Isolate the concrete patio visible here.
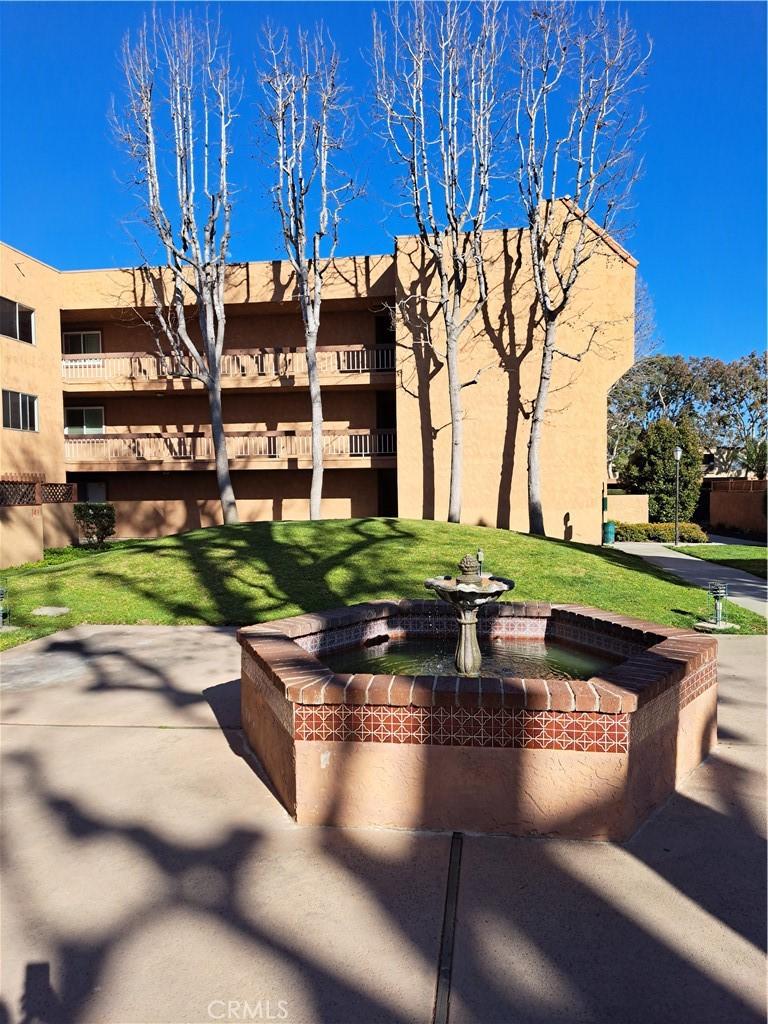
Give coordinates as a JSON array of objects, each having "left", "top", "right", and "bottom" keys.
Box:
[{"left": 1, "top": 626, "right": 765, "bottom": 1024}]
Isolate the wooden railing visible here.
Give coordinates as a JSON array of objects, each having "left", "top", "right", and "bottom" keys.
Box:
[
  {"left": 64, "top": 429, "right": 397, "bottom": 464},
  {"left": 61, "top": 345, "right": 396, "bottom": 382}
]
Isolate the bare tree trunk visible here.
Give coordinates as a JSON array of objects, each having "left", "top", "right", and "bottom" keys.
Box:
[
  {"left": 306, "top": 332, "right": 324, "bottom": 520},
  {"left": 527, "top": 321, "right": 557, "bottom": 537},
  {"left": 373, "top": 2, "right": 504, "bottom": 526},
  {"left": 514, "top": 4, "right": 650, "bottom": 539},
  {"left": 259, "top": 25, "right": 356, "bottom": 523},
  {"left": 446, "top": 328, "right": 463, "bottom": 523},
  {"left": 114, "top": 11, "right": 240, "bottom": 526},
  {"left": 207, "top": 377, "right": 238, "bottom": 525}
]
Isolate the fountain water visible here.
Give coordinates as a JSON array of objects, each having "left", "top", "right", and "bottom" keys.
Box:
[{"left": 424, "top": 553, "right": 514, "bottom": 675}]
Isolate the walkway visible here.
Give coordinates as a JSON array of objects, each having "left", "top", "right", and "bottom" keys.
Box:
[
  {"left": 1, "top": 626, "right": 766, "bottom": 1024},
  {"left": 615, "top": 541, "right": 767, "bottom": 617}
]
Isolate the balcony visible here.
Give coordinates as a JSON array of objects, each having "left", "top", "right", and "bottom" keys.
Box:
[
  {"left": 61, "top": 345, "right": 396, "bottom": 392},
  {"left": 63, "top": 429, "right": 397, "bottom": 472}
]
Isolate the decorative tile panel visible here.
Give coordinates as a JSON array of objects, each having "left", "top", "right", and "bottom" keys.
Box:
[{"left": 294, "top": 704, "right": 631, "bottom": 752}]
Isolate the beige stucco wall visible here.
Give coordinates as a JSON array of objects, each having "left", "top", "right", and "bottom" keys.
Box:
[
  {"left": 0, "top": 246, "right": 66, "bottom": 482},
  {"left": 84, "top": 468, "right": 380, "bottom": 537},
  {"left": 63, "top": 390, "right": 381, "bottom": 435},
  {"left": 394, "top": 225, "right": 635, "bottom": 543},
  {"left": 58, "top": 254, "right": 395, "bottom": 313},
  {"left": 607, "top": 493, "right": 649, "bottom": 523},
  {"left": 62, "top": 306, "right": 384, "bottom": 354},
  {"left": 0, "top": 504, "right": 44, "bottom": 568},
  {"left": 41, "top": 502, "right": 78, "bottom": 549}
]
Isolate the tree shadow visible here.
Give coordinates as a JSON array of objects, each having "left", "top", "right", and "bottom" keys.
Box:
[
  {"left": 480, "top": 229, "right": 539, "bottom": 530},
  {"left": 2, "top": 748, "right": 438, "bottom": 1024},
  {"left": 4, "top": 613, "right": 766, "bottom": 1023}
]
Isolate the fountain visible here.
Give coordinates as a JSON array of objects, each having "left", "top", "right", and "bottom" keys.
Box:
[
  {"left": 237, "top": 550, "right": 720, "bottom": 840},
  {"left": 424, "top": 552, "right": 514, "bottom": 675}
]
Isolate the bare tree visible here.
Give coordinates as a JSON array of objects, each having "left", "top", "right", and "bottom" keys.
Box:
[
  {"left": 514, "top": 1, "right": 650, "bottom": 535},
  {"left": 373, "top": 0, "right": 505, "bottom": 523},
  {"left": 634, "top": 275, "right": 662, "bottom": 360},
  {"left": 606, "top": 275, "right": 662, "bottom": 475},
  {"left": 258, "top": 25, "right": 356, "bottom": 520},
  {"left": 113, "top": 11, "right": 239, "bottom": 524}
]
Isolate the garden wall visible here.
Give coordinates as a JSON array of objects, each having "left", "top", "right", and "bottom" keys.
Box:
[
  {"left": 0, "top": 505, "right": 44, "bottom": 569},
  {"left": 606, "top": 493, "right": 649, "bottom": 523},
  {"left": 0, "top": 479, "right": 77, "bottom": 567},
  {"left": 709, "top": 479, "right": 767, "bottom": 537}
]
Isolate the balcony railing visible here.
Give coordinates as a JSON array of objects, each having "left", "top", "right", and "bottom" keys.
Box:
[
  {"left": 64, "top": 429, "right": 396, "bottom": 465},
  {"left": 61, "top": 345, "right": 396, "bottom": 383}
]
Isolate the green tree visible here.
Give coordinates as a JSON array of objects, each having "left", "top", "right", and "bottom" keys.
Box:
[
  {"left": 608, "top": 355, "right": 708, "bottom": 478},
  {"left": 740, "top": 437, "right": 767, "bottom": 480},
  {"left": 699, "top": 351, "right": 767, "bottom": 473},
  {"left": 621, "top": 417, "right": 702, "bottom": 522}
]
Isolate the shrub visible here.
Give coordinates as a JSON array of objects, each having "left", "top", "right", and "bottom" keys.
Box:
[
  {"left": 73, "top": 502, "right": 116, "bottom": 547},
  {"left": 621, "top": 415, "right": 703, "bottom": 522},
  {"left": 613, "top": 521, "right": 708, "bottom": 543}
]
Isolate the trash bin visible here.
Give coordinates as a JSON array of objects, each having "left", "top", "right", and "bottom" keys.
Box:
[{"left": 602, "top": 521, "right": 616, "bottom": 545}]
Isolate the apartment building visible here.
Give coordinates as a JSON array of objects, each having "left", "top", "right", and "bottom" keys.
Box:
[{"left": 0, "top": 219, "right": 636, "bottom": 567}]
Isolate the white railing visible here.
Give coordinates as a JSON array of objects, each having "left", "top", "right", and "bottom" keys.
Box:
[
  {"left": 61, "top": 353, "right": 164, "bottom": 381},
  {"left": 62, "top": 345, "right": 395, "bottom": 382},
  {"left": 64, "top": 429, "right": 397, "bottom": 464}
]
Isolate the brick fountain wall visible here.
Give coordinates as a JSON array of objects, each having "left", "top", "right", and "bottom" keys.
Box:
[{"left": 237, "top": 601, "right": 718, "bottom": 841}]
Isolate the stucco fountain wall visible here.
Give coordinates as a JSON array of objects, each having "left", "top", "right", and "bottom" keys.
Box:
[{"left": 237, "top": 601, "right": 718, "bottom": 841}]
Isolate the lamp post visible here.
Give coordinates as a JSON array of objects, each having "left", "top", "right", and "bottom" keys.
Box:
[{"left": 673, "top": 444, "right": 683, "bottom": 546}]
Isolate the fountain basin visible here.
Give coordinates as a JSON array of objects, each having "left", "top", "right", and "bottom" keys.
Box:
[{"left": 237, "top": 600, "right": 718, "bottom": 841}]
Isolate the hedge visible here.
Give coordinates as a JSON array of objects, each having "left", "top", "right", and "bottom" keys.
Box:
[{"left": 613, "top": 521, "right": 708, "bottom": 543}]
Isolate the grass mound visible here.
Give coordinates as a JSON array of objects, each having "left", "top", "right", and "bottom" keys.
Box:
[{"left": 1, "top": 518, "right": 764, "bottom": 651}]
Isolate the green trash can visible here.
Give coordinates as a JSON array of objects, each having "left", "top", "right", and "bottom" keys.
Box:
[{"left": 602, "top": 521, "right": 616, "bottom": 545}]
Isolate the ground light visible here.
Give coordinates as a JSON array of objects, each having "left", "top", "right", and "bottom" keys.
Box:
[{"left": 694, "top": 580, "right": 741, "bottom": 632}]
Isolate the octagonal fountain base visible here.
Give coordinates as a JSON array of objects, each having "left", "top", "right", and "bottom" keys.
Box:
[{"left": 237, "top": 601, "right": 718, "bottom": 841}]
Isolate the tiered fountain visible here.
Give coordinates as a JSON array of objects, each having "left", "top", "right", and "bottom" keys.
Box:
[{"left": 425, "top": 552, "right": 514, "bottom": 675}]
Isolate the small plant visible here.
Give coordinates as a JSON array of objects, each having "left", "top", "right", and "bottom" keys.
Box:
[
  {"left": 614, "top": 521, "right": 708, "bottom": 543},
  {"left": 74, "top": 502, "right": 116, "bottom": 547}
]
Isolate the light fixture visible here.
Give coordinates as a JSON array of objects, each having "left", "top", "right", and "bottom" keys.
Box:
[{"left": 673, "top": 444, "right": 682, "bottom": 544}]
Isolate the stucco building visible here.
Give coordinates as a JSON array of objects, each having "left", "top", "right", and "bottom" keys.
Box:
[{"left": 0, "top": 219, "right": 636, "bottom": 567}]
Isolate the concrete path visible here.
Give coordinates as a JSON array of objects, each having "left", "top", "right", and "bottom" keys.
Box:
[
  {"left": 1, "top": 627, "right": 766, "bottom": 1024},
  {"left": 615, "top": 541, "right": 767, "bottom": 617},
  {"left": 707, "top": 534, "right": 765, "bottom": 547}
]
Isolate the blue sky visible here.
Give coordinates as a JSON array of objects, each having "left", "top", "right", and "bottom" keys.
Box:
[{"left": 0, "top": 1, "right": 765, "bottom": 360}]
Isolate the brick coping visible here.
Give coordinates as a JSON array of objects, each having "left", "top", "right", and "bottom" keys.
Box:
[{"left": 237, "top": 600, "right": 717, "bottom": 716}]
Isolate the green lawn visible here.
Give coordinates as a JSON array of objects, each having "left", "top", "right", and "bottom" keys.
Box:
[
  {"left": 1, "top": 518, "right": 765, "bottom": 651},
  {"left": 675, "top": 544, "right": 767, "bottom": 581}
]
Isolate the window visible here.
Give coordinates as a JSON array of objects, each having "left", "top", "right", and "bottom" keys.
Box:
[
  {"left": 82, "top": 480, "right": 107, "bottom": 503},
  {"left": 65, "top": 407, "right": 104, "bottom": 436},
  {"left": 2, "top": 390, "right": 38, "bottom": 431},
  {"left": 62, "top": 331, "right": 102, "bottom": 355},
  {"left": 0, "top": 296, "right": 35, "bottom": 344}
]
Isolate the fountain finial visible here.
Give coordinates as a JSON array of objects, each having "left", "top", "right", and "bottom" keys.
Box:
[{"left": 457, "top": 553, "right": 481, "bottom": 583}]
